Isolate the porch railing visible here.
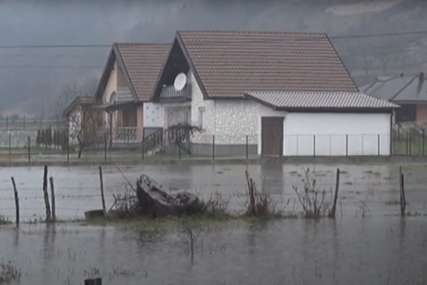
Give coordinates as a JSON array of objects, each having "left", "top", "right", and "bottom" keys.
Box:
[{"left": 114, "top": 127, "right": 140, "bottom": 143}]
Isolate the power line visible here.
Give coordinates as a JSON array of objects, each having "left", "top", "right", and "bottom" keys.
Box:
[
  {"left": 0, "top": 65, "right": 103, "bottom": 69},
  {"left": 0, "top": 44, "right": 110, "bottom": 49},
  {"left": 330, "top": 30, "right": 427, "bottom": 39},
  {"left": 0, "top": 29, "right": 424, "bottom": 49}
]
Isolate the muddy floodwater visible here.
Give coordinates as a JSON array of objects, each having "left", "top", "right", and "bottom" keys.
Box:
[
  {"left": 1, "top": 161, "right": 427, "bottom": 284},
  {"left": 1, "top": 161, "right": 427, "bottom": 220},
  {"left": 0, "top": 217, "right": 426, "bottom": 284}
]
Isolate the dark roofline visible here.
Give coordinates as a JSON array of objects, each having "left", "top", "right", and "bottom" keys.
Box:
[{"left": 244, "top": 93, "right": 395, "bottom": 113}]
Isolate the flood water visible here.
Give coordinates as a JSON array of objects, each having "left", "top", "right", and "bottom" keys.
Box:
[
  {"left": 0, "top": 217, "right": 426, "bottom": 284},
  {"left": 1, "top": 161, "right": 427, "bottom": 220},
  {"left": 1, "top": 161, "right": 427, "bottom": 284}
]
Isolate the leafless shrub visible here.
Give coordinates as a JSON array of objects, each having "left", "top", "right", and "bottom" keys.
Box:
[
  {"left": 109, "top": 184, "right": 138, "bottom": 218},
  {"left": 0, "top": 261, "right": 21, "bottom": 284},
  {"left": 292, "top": 169, "right": 330, "bottom": 218},
  {"left": 203, "top": 192, "right": 230, "bottom": 217},
  {"left": 245, "top": 170, "right": 277, "bottom": 217}
]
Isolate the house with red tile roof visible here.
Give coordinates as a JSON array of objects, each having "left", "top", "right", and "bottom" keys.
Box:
[
  {"left": 93, "top": 43, "right": 170, "bottom": 143},
  {"left": 66, "top": 31, "right": 397, "bottom": 156},
  {"left": 146, "top": 31, "right": 397, "bottom": 156}
]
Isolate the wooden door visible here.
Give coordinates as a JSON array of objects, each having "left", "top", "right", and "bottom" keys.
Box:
[{"left": 261, "top": 117, "right": 284, "bottom": 156}]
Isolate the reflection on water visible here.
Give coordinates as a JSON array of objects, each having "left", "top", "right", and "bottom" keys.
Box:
[{"left": 0, "top": 216, "right": 426, "bottom": 285}]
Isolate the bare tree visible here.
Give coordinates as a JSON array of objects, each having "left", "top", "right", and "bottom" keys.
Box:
[
  {"left": 55, "top": 78, "right": 98, "bottom": 120},
  {"left": 68, "top": 107, "right": 102, "bottom": 159}
]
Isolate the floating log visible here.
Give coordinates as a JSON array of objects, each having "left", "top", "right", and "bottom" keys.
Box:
[{"left": 136, "top": 174, "right": 203, "bottom": 217}]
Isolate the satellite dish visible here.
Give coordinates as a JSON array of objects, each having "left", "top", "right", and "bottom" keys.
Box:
[{"left": 174, "top": 73, "right": 187, "bottom": 91}]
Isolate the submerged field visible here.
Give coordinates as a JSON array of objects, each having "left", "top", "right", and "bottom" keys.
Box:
[
  {"left": 0, "top": 216, "right": 426, "bottom": 285},
  {"left": 0, "top": 161, "right": 427, "bottom": 284}
]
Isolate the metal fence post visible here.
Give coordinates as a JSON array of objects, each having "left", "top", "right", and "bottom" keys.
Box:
[
  {"left": 423, "top": 129, "right": 425, "bottom": 156},
  {"left": 313, "top": 135, "right": 316, "bottom": 158},
  {"left": 378, "top": 134, "right": 380, "bottom": 156},
  {"left": 245, "top": 135, "right": 249, "bottom": 160},
  {"left": 141, "top": 129, "right": 145, "bottom": 160},
  {"left": 66, "top": 130, "right": 70, "bottom": 163},
  {"left": 406, "top": 133, "right": 409, "bottom": 155},
  {"left": 27, "top": 136, "right": 31, "bottom": 163},
  {"left": 361, "top": 135, "right": 364, "bottom": 156},
  {"left": 345, "top": 134, "right": 349, "bottom": 157},
  {"left": 212, "top": 135, "right": 215, "bottom": 160},
  {"left": 8, "top": 132, "right": 11, "bottom": 163},
  {"left": 104, "top": 133, "right": 107, "bottom": 161}
]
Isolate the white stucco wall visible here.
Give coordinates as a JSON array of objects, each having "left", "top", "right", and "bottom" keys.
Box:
[
  {"left": 156, "top": 72, "right": 392, "bottom": 156},
  {"left": 143, "top": 102, "right": 164, "bottom": 128},
  {"left": 282, "top": 113, "right": 391, "bottom": 156},
  {"left": 190, "top": 73, "right": 259, "bottom": 144}
]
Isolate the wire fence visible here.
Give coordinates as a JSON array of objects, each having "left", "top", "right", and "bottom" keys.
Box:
[
  {"left": 1, "top": 125, "right": 427, "bottom": 163},
  {"left": 1, "top": 165, "right": 426, "bottom": 223}
]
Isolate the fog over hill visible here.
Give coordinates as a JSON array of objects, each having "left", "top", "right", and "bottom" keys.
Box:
[{"left": 0, "top": 0, "right": 426, "bottom": 118}]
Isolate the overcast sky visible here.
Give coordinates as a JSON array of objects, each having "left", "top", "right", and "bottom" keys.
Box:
[{"left": 0, "top": 0, "right": 427, "bottom": 117}]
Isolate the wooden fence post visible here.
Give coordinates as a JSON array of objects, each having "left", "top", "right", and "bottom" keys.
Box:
[
  {"left": 49, "top": 177, "right": 56, "bottom": 222},
  {"left": 11, "top": 177, "right": 19, "bottom": 226},
  {"left": 42, "top": 165, "right": 51, "bottom": 222},
  {"left": 99, "top": 166, "right": 106, "bottom": 215},
  {"left": 329, "top": 168, "right": 340, "bottom": 218}
]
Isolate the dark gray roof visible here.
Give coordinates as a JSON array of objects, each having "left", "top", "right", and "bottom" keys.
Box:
[
  {"left": 362, "top": 73, "right": 427, "bottom": 103},
  {"left": 175, "top": 31, "right": 358, "bottom": 99},
  {"left": 245, "top": 91, "right": 398, "bottom": 111}
]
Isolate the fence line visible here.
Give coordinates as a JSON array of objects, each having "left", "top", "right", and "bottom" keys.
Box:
[{"left": 0, "top": 127, "right": 426, "bottom": 163}]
